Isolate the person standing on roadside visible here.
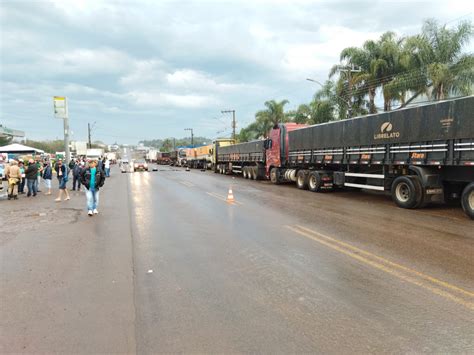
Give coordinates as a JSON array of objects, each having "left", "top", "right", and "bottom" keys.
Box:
[
  {"left": 104, "top": 158, "right": 111, "bottom": 177},
  {"left": 36, "top": 158, "right": 43, "bottom": 192},
  {"left": 80, "top": 159, "right": 105, "bottom": 216},
  {"left": 18, "top": 161, "right": 26, "bottom": 194},
  {"left": 72, "top": 161, "right": 82, "bottom": 191},
  {"left": 54, "top": 159, "right": 70, "bottom": 202},
  {"left": 6, "top": 159, "right": 21, "bottom": 200},
  {"left": 25, "top": 159, "right": 38, "bottom": 197},
  {"left": 42, "top": 161, "right": 53, "bottom": 195}
]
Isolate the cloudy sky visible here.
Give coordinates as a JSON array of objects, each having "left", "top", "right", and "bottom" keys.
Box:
[{"left": 1, "top": 0, "right": 472, "bottom": 144}]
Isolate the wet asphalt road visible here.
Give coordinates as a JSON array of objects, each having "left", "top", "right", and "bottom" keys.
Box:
[
  {"left": 130, "top": 166, "right": 473, "bottom": 353},
  {"left": 1, "top": 165, "right": 472, "bottom": 353}
]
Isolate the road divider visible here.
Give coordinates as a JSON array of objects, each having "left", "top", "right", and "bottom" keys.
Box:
[{"left": 286, "top": 225, "right": 474, "bottom": 310}]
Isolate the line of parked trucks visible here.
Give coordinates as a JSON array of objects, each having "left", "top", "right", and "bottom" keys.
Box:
[{"left": 157, "top": 96, "right": 474, "bottom": 219}]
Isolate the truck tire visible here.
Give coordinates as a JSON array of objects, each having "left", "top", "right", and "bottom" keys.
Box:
[
  {"left": 391, "top": 176, "right": 423, "bottom": 209},
  {"left": 251, "top": 167, "right": 258, "bottom": 180},
  {"left": 296, "top": 170, "right": 308, "bottom": 190},
  {"left": 308, "top": 171, "right": 321, "bottom": 192},
  {"left": 461, "top": 182, "right": 474, "bottom": 220},
  {"left": 270, "top": 168, "right": 280, "bottom": 184}
]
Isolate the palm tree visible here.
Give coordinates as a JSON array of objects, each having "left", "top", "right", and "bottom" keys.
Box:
[
  {"left": 290, "top": 104, "right": 312, "bottom": 124},
  {"left": 310, "top": 100, "right": 335, "bottom": 124},
  {"left": 339, "top": 40, "right": 382, "bottom": 114},
  {"left": 399, "top": 19, "right": 473, "bottom": 105},
  {"left": 262, "top": 99, "right": 290, "bottom": 126}
]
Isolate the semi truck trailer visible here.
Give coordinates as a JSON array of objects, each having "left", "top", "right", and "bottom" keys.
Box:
[{"left": 215, "top": 96, "right": 474, "bottom": 219}]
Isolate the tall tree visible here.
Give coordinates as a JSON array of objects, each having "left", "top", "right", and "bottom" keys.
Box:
[
  {"left": 0, "top": 135, "right": 13, "bottom": 146},
  {"left": 263, "top": 99, "right": 290, "bottom": 126},
  {"left": 399, "top": 19, "right": 473, "bottom": 105},
  {"left": 290, "top": 104, "right": 313, "bottom": 124},
  {"left": 160, "top": 139, "right": 173, "bottom": 152}
]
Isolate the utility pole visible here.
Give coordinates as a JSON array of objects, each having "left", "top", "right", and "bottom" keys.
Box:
[
  {"left": 88, "top": 123, "right": 91, "bottom": 148},
  {"left": 184, "top": 128, "right": 194, "bottom": 147},
  {"left": 87, "top": 121, "right": 96, "bottom": 149},
  {"left": 306, "top": 77, "right": 356, "bottom": 119},
  {"left": 339, "top": 65, "right": 361, "bottom": 118},
  {"left": 221, "top": 110, "right": 236, "bottom": 140}
]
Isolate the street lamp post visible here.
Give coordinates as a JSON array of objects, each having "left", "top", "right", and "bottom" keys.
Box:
[
  {"left": 306, "top": 78, "right": 353, "bottom": 118},
  {"left": 184, "top": 128, "right": 194, "bottom": 147}
]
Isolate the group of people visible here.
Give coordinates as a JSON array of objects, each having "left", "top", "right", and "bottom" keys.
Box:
[{"left": 3, "top": 156, "right": 109, "bottom": 216}]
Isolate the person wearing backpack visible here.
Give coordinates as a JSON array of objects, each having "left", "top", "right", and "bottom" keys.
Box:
[
  {"left": 25, "top": 159, "right": 38, "bottom": 197},
  {"left": 80, "top": 159, "right": 106, "bottom": 216},
  {"left": 54, "top": 159, "right": 70, "bottom": 202},
  {"left": 42, "top": 160, "right": 53, "bottom": 195}
]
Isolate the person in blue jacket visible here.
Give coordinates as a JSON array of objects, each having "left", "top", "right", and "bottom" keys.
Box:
[{"left": 80, "top": 159, "right": 106, "bottom": 216}]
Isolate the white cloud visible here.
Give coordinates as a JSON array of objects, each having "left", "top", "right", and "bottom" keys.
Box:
[
  {"left": 1, "top": 0, "right": 471, "bottom": 142},
  {"left": 281, "top": 26, "right": 382, "bottom": 80},
  {"left": 44, "top": 47, "right": 131, "bottom": 75},
  {"left": 119, "top": 59, "right": 168, "bottom": 87},
  {"left": 127, "top": 91, "right": 219, "bottom": 108}
]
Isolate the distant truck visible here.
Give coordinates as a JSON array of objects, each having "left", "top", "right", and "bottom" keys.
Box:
[
  {"left": 75, "top": 141, "right": 88, "bottom": 156},
  {"left": 86, "top": 148, "right": 104, "bottom": 160},
  {"left": 156, "top": 152, "right": 171, "bottom": 165},
  {"left": 146, "top": 149, "right": 159, "bottom": 163}
]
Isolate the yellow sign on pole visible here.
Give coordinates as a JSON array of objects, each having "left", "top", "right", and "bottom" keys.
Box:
[{"left": 53, "top": 96, "right": 68, "bottom": 119}]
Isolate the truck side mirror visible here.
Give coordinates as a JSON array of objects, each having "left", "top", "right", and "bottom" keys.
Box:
[{"left": 264, "top": 139, "right": 272, "bottom": 149}]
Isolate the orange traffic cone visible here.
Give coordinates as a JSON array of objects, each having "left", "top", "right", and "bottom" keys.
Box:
[{"left": 226, "top": 187, "right": 235, "bottom": 203}]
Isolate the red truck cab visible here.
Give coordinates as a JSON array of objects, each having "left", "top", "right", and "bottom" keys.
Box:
[{"left": 265, "top": 123, "right": 307, "bottom": 178}]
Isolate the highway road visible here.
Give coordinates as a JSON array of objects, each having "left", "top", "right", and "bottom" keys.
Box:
[
  {"left": 130, "top": 166, "right": 473, "bottom": 353},
  {"left": 1, "top": 165, "right": 473, "bottom": 353}
]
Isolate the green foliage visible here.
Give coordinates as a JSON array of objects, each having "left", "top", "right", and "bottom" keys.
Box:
[
  {"left": 0, "top": 136, "right": 13, "bottom": 146},
  {"left": 160, "top": 139, "right": 173, "bottom": 152},
  {"left": 24, "top": 139, "right": 65, "bottom": 153},
  {"left": 238, "top": 18, "right": 472, "bottom": 139},
  {"left": 138, "top": 136, "right": 212, "bottom": 151}
]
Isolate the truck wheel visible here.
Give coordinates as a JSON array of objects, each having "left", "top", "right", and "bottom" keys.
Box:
[
  {"left": 270, "top": 168, "right": 280, "bottom": 184},
  {"left": 308, "top": 171, "right": 321, "bottom": 192},
  {"left": 391, "top": 176, "right": 423, "bottom": 209},
  {"left": 296, "top": 170, "right": 308, "bottom": 190},
  {"left": 461, "top": 183, "right": 474, "bottom": 220},
  {"left": 252, "top": 167, "right": 258, "bottom": 180}
]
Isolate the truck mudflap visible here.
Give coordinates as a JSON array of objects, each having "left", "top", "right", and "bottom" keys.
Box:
[{"left": 423, "top": 187, "right": 444, "bottom": 204}]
